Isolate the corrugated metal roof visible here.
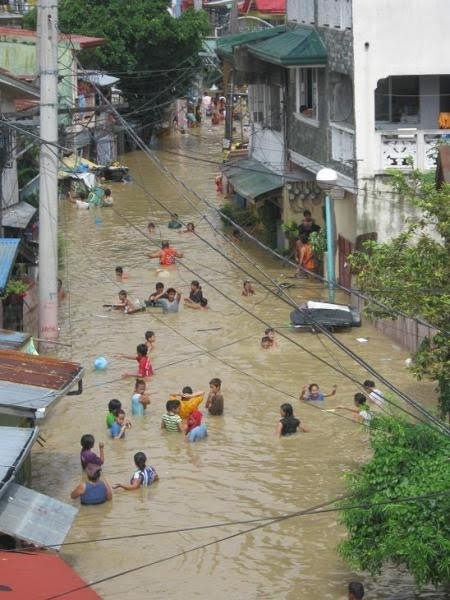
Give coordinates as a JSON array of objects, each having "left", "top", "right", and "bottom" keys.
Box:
[
  {"left": 0, "top": 238, "right": 19, "bottom": 294},
  {"left": 1, "top": 201, "right": 36, "bottom": 229},
  {"left": 248, "top": 26, "right": 327, "bottom": 66},
  {"left": 0, "top": 426, "right": 37, "bottom": 498},
  {"left": 0, "top": 350, "right": 83, "bottom": 389},
  {"left": 0, "top": 551, "right": 101, "bottom": 598},
  {"left": 215, "top": 25, "right": 285, "bottom": 59},
  {"left": 0, "top": 482, "right": 77, "bottom": 550},
  {"left": 223, "top": 158, "right": 283, "bottom": 199},
  {"left": 0, "top": 329, "right": 31, "bottom": 351},
  {"left": 0, "top": 351, "right": 84, "bottom": 419}
]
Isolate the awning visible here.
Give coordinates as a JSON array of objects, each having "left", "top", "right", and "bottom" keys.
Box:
[
  {"left": 248, "top": 26, "right": 327, "bottom": 66},
  {"left": 0, "top": 238, "right": 19, "bottom": 294},
  {"left": 224, "top": 159, "right": 283, "bottom": 200},
  {"left": 0, "top": 483, "right": 77, "bottom": 550},
  {"left": 0, "top": 426, "right": 38, "bottom": 497},
  {"left": 215, "top": 25, "right": 285, "bottom": 59},
  {"left": 1, "top": 201, "right": 36, "bottom": 229},
  {"left": 0, "top": 551, "right": 101, "bottom": 599}
]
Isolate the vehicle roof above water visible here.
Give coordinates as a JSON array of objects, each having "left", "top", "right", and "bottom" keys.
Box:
[{"left": 301, "top": 301, "right": 352, "bottom": 312}]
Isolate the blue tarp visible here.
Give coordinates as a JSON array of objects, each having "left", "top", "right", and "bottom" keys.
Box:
[{"left": 0, "top": 238, "right": 20, "bottom": 294}]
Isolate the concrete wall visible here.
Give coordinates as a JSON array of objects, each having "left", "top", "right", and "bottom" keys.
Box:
[
  {"left": 287, "top": 26, "right": 355, "bottom": 181},
  {"left": 250, "top": 123, "right": 284, "bottom": 174},
  {"left": 353, "top": 0, "right": 450, "bottom": 178}
]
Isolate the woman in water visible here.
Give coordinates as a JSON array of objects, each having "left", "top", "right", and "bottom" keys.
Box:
[{"left": 70, "top": 464, "right": 112, "bottom": 505}]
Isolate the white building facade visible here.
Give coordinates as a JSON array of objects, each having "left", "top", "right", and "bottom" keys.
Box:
[{"left": 288, "top": 0, "right": 450, "bottom": 243}]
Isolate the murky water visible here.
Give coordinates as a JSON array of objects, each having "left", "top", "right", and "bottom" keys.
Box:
[{"left": 32, "top": 126, "right": 447, "bottom": 599}]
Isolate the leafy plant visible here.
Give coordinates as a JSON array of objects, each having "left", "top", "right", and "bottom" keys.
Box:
[
  {"left": 339, "top": 416, "right": 450, "bottom": 587},
  {"left": 219, "top": 202, "right": 257, "bottom": 228},
  {"left": 1, "top": 280, "right": 28, "bottom": 299},
  {"left": 309, "top": 229, "right": 326, "bottom": 257},
  {"left": 281, "top": 219, "right": 298, "bottom": 240},
  {"left": 24, "top": 1, "right": 210, "bottom": 125},
  {"left": 348, "top": 167, "right": 450, "bottom": 419}
]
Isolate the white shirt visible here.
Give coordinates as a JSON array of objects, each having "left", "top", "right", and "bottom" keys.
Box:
[{"left": 368, "top": 388, "right": 385, "bottom": 407}]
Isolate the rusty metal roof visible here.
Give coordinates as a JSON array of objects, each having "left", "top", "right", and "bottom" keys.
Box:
[
  {"left": 0, "top": 329, "right": 31, "bottom": 351},
  {"left": 0, "top": 351, "right": 84, "bottom": 418}
]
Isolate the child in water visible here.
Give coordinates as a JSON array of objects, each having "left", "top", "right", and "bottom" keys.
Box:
[
  {"left": 106, "top": 399, "right": 122, "bottom": 429},
  {"left": 168, "top": 213, "right": 182, "bottom": 229},
  {"left": 113, "top": 452, "right": 159, "bottom": 490},
  {"left": 242, "top": 280, "right": 255, "bottom": 296},
  {"left": 205, "top": 378, "right": 224, "bottom": 415},
  {"left": 261, "top": 336, "right": 272, "bottom": 349},
  {"left": 115, "top": 266, "right": 129, "bottom": 282},
  {"left": 110, "top": 409, "right": 132, "bottom": 440},
  {"left": 119, "top": 343, "right": 154, "bottom": 380},
  {"left": 300, "top": 383, "right": 337, "bottom": 402},
  {"left": 131, "top": 379, "right": 151, "bottom": 416},
  {"left": 264, "top": 328, "right": 277, "bottom": 347},
  {"left": 336, "top": 393, "right": 372, "bottom": 425},
  {"left": 179, "top": 222, "right": 195, "bottom": 234},
  {"left": 276, "top": 403, "right": 308, "bottom": 436},
  {"left": 147, "top": 282, "right": 167, "bottom": 306},
  {"left": 148, "top": 222, "right": 156, "bottom": 235},
  {"left": 144, "top": 330, "right": 156, "bottom": 351},
  {"left": 114, "top": 290, "right": 135, "bottom": 313},
  {"left": 80, "top": 434, "right": 104, "bottom": 470},
  {"left": 161, "top": 399, "right": 183, "bottom": 432},
  {"left": 185, "top": 409, "right": 207, "bottom": 442}
]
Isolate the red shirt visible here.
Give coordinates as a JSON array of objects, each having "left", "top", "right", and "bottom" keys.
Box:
[{"left": 136, "top": 355, "right": 153, "bottom": 377}]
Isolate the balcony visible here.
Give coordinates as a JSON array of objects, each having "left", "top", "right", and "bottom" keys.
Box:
[
  {"left": 377, "top": 129, "right": 450, "bottom": 171},
  {"left": 331, "top": 123, "right": 355, "bottom": 163}
]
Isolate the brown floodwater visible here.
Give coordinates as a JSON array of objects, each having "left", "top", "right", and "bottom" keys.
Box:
[{"left": 32, "top": 125, "right": 447, "bottom": 600}]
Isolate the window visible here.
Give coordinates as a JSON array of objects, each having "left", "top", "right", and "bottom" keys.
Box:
[
  {"left": 295, "top": 68, "right": 318, "bottom": 121},
  {"left": 249, "top": 83, "right": 282, "bottom": 131},
  {"left": 440, "top": 75, "right": 450, "bottom": 113},
  {"left": 375, "top": 76, "right": 420, "bottom": 124}
]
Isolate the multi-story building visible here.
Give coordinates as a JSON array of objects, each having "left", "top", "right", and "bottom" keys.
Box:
[{"left": 218, "top": 0, "right": 450, "bottom": 285}]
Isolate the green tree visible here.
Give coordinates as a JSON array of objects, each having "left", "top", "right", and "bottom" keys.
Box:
[
  {"left": 23, "top": 1, "right": 209, "bottom": 122},
  {"left": 339, "top": 416, "right": 450, "bottom": 588},
  {"left": 349, "top": 169, "right": 450, "bottom": 419}
]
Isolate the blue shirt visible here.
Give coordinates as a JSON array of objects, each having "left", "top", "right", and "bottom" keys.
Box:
[
  {"left": 110, "top": 422, "right": 124, "bottom": 438},
  {"left": 306, "top": 391, "right": 325, "bottom": 401},
  {"left": 131, "top": 393, "right": 145, "bottom": 416}
]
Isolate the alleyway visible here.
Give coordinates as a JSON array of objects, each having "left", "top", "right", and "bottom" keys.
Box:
[{"left": 33, "top": 125, "right": 443, "bottom": 600}]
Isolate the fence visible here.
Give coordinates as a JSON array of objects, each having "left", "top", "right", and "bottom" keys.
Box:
[{"left": 352, "top": 294, "right": 437, "bottom": 353}]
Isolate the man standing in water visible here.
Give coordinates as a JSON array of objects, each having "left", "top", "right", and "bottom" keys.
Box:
[{"left": 148, "top": 240, "right": 183, "bottom": 266}]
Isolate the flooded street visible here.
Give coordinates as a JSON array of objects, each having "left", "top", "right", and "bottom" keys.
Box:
[{"left": 33, "top": 126, "right": 445, "bottom": 599}]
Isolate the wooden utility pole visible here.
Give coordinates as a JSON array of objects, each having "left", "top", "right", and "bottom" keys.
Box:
[{"left": 38, "top": 0, "right": 59, "bottom": 347}]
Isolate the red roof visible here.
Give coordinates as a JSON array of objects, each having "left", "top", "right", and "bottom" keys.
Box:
[
  {"left": 0, "top": 27, "right": 105, "bottom": 48},
  {"left": 254, "top": 0, "right": 285, "bottom": 12},
  {"left": 0, "top": 551, "right": 101, "bottom": 599}
]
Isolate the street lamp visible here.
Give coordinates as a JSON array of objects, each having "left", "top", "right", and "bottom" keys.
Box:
[{"left": 316, "top": 168, "right": 338, "bottom": 303}]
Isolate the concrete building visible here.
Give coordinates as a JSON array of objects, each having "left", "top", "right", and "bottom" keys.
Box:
[
  {"left": 218, "top": 1, "right": 450, "bottom": 283},
  {"left": 0, "top": 27, "right": 123, "bottom": 162}
]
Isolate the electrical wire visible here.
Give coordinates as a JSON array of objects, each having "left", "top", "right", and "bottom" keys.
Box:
[{"left": 41, "top": 488, "right": 450, "bottom": 598}]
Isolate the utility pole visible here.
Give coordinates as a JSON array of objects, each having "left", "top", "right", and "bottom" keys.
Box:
[
  {"left": 224, "top": 0, "right": 238, "bottom": 150},
  {"left": 38, "top": 0, "right": 59, "bottom": 348}
]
